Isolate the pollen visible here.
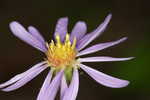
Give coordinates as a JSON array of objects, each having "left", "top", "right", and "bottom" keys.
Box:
[{"left": 46, "top": 34, "right": 77, "bottom": 68}]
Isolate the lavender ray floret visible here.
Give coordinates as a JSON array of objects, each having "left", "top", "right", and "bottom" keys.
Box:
[
  {"left": 54, "top": 17, "right": 68, "bottom": 42},
  {"left": 2, "top": 64, "right": 47, "bottom": 92},
  {"left": 60, "top": 75, "right": 68, "bottom": 100},
  {"left": 43, "top": 70, "right": 64, "bottom": 100},
  {"left": 0, "top": 61, "right": 46, "bottom": 88},
  {"left": 37, "top": 69, "right": 53, "bottom": 100},
  {"left": 77, "top": 37, "right": 127, "bottom": 56},
  {"left": 10, "top": 21, "right": 47, "bottom": 52},
  {"left": 80, "top": 64, "right": 129, "bottom": 88},
  {"left": 70, "top": 21, "right": 87, "bottom": 43},
  {"left": 77, "top": 14, "right": 112, "bottom": 51},
  {"left": 28, "top": 26, "right": 46, "bottom": 44},
  {"left": 62, "top": 68, "right": 79, "bottom": 100},
  {"left": 79, "top": 56, "right": 134, "bottom": 62}
]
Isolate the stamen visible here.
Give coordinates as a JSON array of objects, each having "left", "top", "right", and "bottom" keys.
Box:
[
  {"left": 50, "top": 40, "right": 55, "bottom": 51},
  {"left": 72, "top": 37, "right": 76, "bottom": 49},
  {"left": 55, "top": 34, "right": 61, "bottom": 48},
  {"left": 65, "top": 34, "right": 71, "bottom": 47},
  {"left": 65, "top": 34, "right": 70, "bottom": 41}
]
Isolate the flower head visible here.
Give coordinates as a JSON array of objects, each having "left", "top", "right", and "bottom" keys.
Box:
[{"left": 0, "top": 14, "right": 133, "bottom": 100}]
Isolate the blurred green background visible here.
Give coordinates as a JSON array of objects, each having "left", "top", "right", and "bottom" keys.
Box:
[{"left": 0, "top": 0, "right": 149, "bottom": 100}]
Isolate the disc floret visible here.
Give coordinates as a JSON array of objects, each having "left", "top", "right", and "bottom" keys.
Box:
[{"left": 46, "top": 34, "right": 77, "bottom": 68}]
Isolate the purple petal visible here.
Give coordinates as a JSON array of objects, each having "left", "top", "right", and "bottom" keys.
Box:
[
  {"left": 60, "top": 75, "right": 68, "bottom": 100},
  {"left": 44, "top": 70, "right": 64, "bottom": 100},
  {"left": 54, "top": 17, "right": 68, "bottom": 42},
  {"left": 28, "top": 26, "right": 46, "bottom": 44},
  {"left": 70, "top": 21, "right": 87, "bottom": 42},
  {"left": 9, "top": 21, "right": 47, "bottom": 52},
  {"left": 77, "top": 37, "right": 127, "bottom": 56},
  {"left": 79, "top": 56, "right": 134, "bottom": 62},
  {"left": 37, "top": 70, "right": 53, "bottom": 100},
  {"left": 2, "top": 64, "right": 47, "bottom": 92},
  {"left": 0, "top": 73, "right": 24, "bottom": 89},
  {"left": 62, "top": 68, "right": 79, "bottom": 100},
  {"left": 77, "top": 14, "right": 112, "bottom": 51},
  {"left": 0, "top": 61, "right": 46, "bottom": 88},
  {"left": 80, "top": 64, "right": 129, "bottom": 88}
]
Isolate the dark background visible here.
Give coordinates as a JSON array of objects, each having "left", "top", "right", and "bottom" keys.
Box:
[{"left": 0, "top": 0, "right": 149, "bottom": 100}]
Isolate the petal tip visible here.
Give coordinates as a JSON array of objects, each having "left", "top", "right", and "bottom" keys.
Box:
[
  {"left": 77, "top": 21, "right": 87, "bottom": 28},
  {"left": 107, "top": 13, "right": 112, "bottom": 19},
  {"left": 28, "top": 26, "right": 34, "bottom": 29},
  {"left": 119, "top": 80, "right": 130, "bottom": 88},
  {"left": 122, "top": 37, "right": 128, "bottom": 40},
  {"left": 114, "top": 37, "right": 128, "bottom": 45},
  {"left": 78, "top": 21, "right": 86, "bottom": 24},
  {"left": 126, "top": 57, "right": 135, "bottom": 60},
  {"left": 59, "top": 17, "right": 68, "bottom": 21},
  {"left": 9, "top": 21, "right": 19, "bottom": 28}
]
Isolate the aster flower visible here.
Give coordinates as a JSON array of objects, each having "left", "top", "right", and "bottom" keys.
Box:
[{"left": 0, "top": 14, "right": 133, "bottom": 100}]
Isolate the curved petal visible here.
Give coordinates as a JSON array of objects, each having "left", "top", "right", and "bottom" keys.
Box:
[
  {"left": 9, "top": 21, "right": 47, "bottom": 52},
  {"left": 77, "top": 14, "right": 112, "bottom": 51},
  {"left": 54, "top": 17, "right": 68, "bottom": 42},
  {"left": 80, "top": 64, "right": 129, "bottom": 88},
  {"left": 77, "top": 37, "right": 127, "bottom": 56},
  {"left": 2, "top": 64, "right": 47, "bottom": 92},
  {"left": 79, "top": 56, "right": 134, "bottom": 62},
  {"left": 44, "top": 70, "right": 64, "bottom": 100},
  {"left": 60, "top": 75, "right": 68, "bottom": 100},
  {"left": 37, "top": 69, "right": 53, "bottom": 100},
  {"left": 28, "top": 26, "right": 46, "bottom": 44},
  {"left": 70, "top": 21, "right": 87, "bottom": 42},
  {"left": 0, "top": 61, "right": 46, "bottom": 88},
  {"left": 62, "top": 68, "right": 79, "bottom": 100}
]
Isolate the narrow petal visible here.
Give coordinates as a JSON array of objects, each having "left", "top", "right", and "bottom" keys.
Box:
[
  {"left": 9, "top": 21, "right": 47, "bottom": 52},
  {"left": 70, "top": 21, "right": 87, "bottom": 42},
  {"left": 77, "top": 37, "right": 127, "bottom": 56},
  {"left": 44, "top": 70, "right": 64, "bottom": 100},
  {"left": 79, "top": 56, "right": 134, "bottom": 62},
  {"left": 37, "top": 70, "right": 53, "bottom": 100},
  {"left": 0, "top": 73, "right": 24, "bottom": 89},
  {"left": 2, "top": 64, "right": 47, "bottom": 92},
  {"left": 77, "top": 14, "right": 112, "bottom": 51},
  {"left": 62, "top": 68, "right": 79, "bottom": 100},
  {"left": 54, "top": 17, "right": 68, "bottom": 41},
  {"left": 28, "top": 26, "right": 46, "bottom": 44},
  {"left": 0, "top": 61, "right": 46, "bottom": 88},
  {"left": 60, "top": 75, "right": 68, "bottom": 100},
  {"left": 80, "top": 64, "right": 129, "bottom": 88}
]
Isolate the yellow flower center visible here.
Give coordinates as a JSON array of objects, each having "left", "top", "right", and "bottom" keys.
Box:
[{"left": 46, "top": 34, "right": 77, "bottom": 68}]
